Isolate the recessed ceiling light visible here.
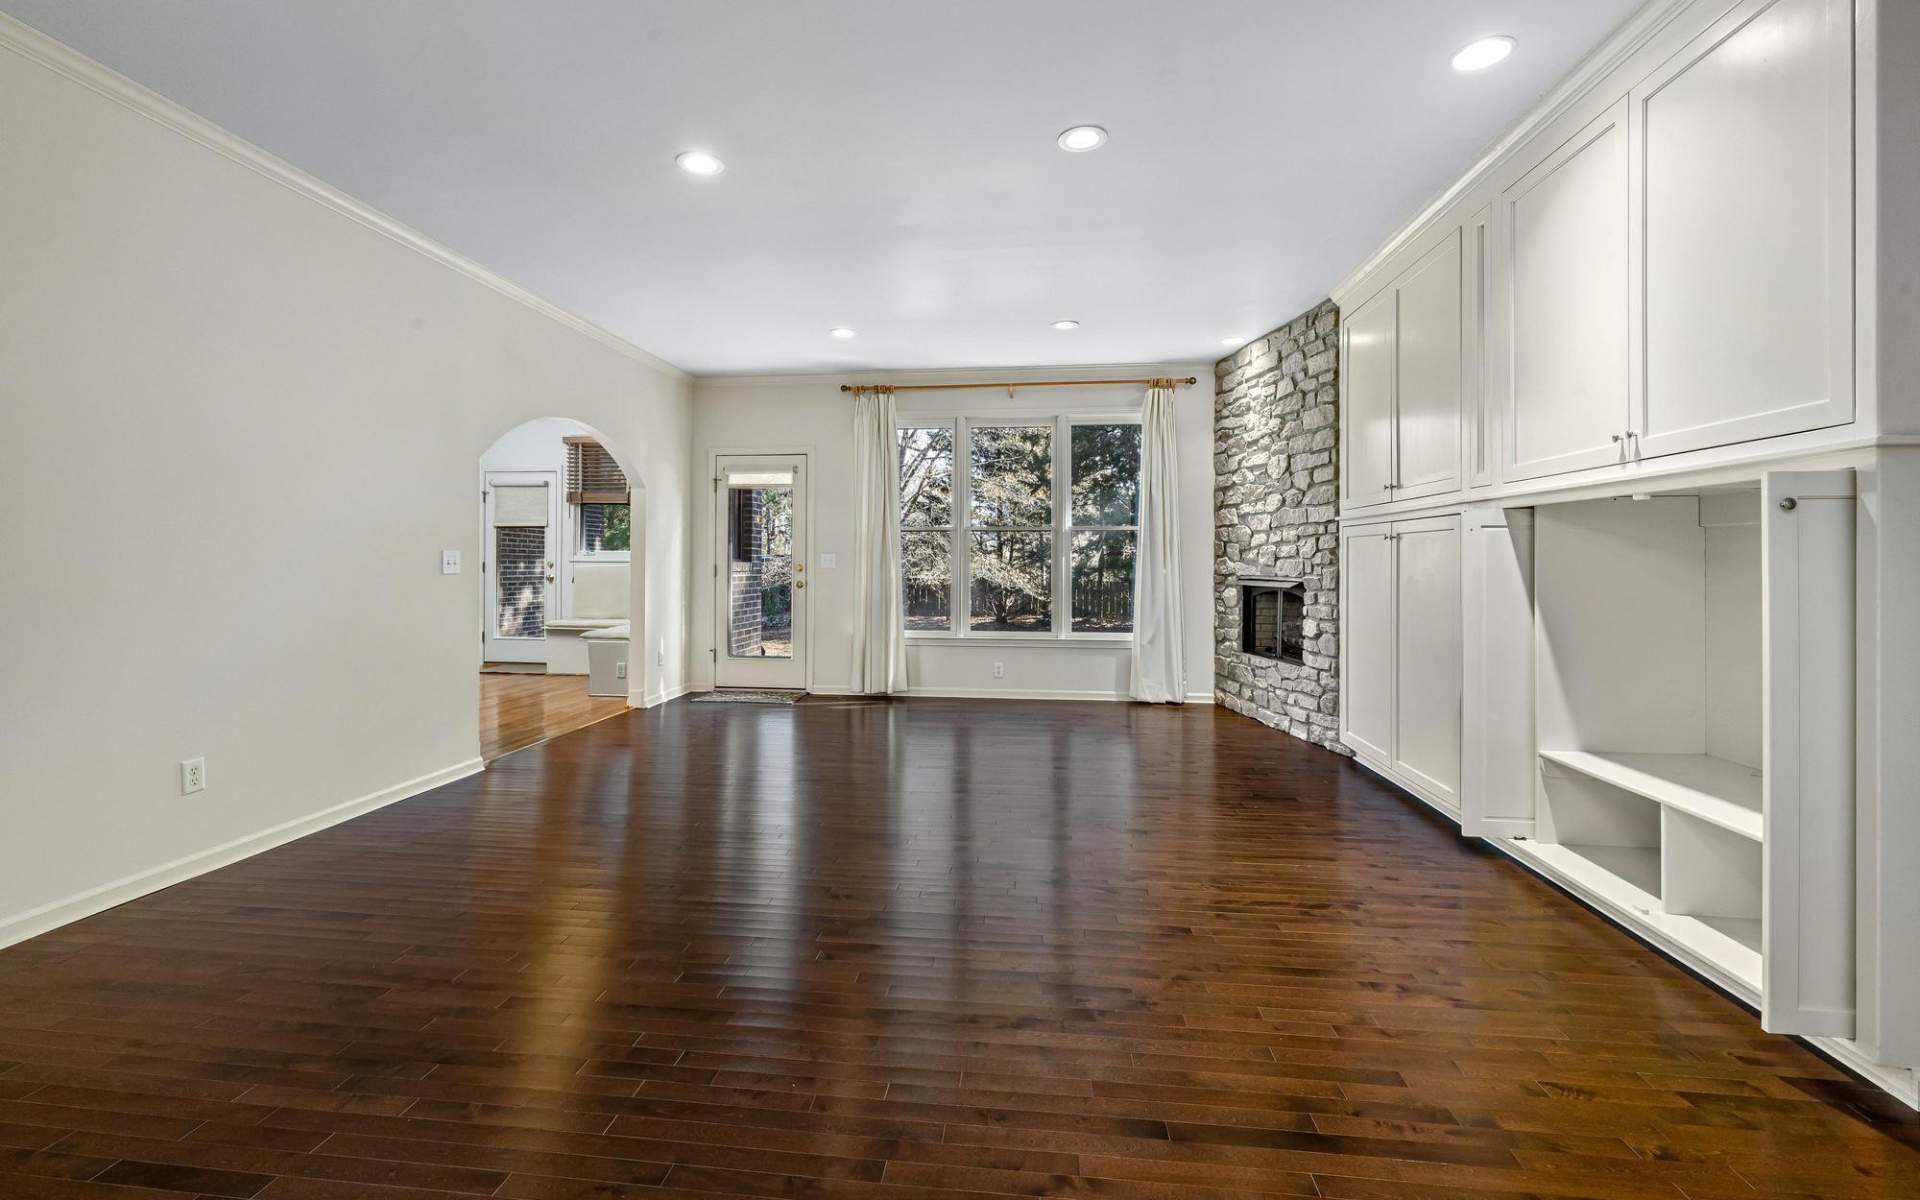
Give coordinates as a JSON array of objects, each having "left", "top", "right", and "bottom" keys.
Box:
[
  {"left": 1452, "top": 35, "right": 1516, "bottom": 72},
  {"left": 675, "top": 150, "right": 724, "bottom": 176},
  {"left": 829, "top": 327, "right": 856, "bottom": 339},
  {"left": 1051, "top": 319, "right": 1080, "bottom": 331},
  {"left": 1056, "top": 125, "right": 1108, "bottom": 153}
]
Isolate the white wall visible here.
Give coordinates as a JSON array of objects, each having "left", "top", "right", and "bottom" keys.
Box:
[
  {"left": 0, "top": 28, "right": 694, "bottom": 943},
  {"left": 690, "top": 367, "right": 1216, "bottom": 700}
]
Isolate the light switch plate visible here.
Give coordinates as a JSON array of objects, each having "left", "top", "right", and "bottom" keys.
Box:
[
  {"left": 819, "top": 552, "right": 838, "bottom": 569},
  {"left": 441, "top": 549, "right": 461, "bottom": 574}
]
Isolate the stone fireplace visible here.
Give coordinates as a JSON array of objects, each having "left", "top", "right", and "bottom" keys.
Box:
[{"left": 1213, "top": 300, "right": 1345, "bottom": 752}]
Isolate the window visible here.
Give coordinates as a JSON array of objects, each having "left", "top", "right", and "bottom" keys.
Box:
[
  {"left": 566, "top": 438, "right": 630, "bottom": 557},
  {"left": 899, "top": 416, "right": 1141, "bottom": 638},
  {"left": 899, "top": 427, "right": 954, "bottom": 630}
]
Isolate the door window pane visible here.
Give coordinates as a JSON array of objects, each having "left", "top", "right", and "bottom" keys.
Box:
[
  {"left": 1071, "top": 424, "right": 1141, "bottom": 525},
  {"left": 969, "top": 425, "right": 1052, "bottom": 527},
  {"left": 495, "top": 526, "right": 546, "bottom": 637},
  {"left": 726, "top": 485, "right": 793, "bottom": 658},
  {"left": 970, "top": 531, "right": 1052, "bottom": 632},
  {"left": 1072, "top": 530, "right": 1136, "bottom": 633},
  {"left": 900, "top": 427, "right": 954, "bottom": 527},
  {"left": 902, "top": 530, "right": 952, "bottom": 631}
]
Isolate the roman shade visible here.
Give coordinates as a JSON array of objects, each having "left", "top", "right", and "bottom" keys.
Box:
[
  {"left": 565, "top": 437, "right": 630, "bottom": 504},
  {"left": 490, "top": 483, "right": 549, "bottom": 527}
]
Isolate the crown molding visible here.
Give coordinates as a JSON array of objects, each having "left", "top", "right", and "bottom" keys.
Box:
[
  {"left": 692, "top": 361, "right": 1214, "bottom": 391},
  {"left": 0, "top": 13, "right": 690, "bottom": 383},
  {"left": 1328, "top": 0, "right": 1697, "bottom": 307}
]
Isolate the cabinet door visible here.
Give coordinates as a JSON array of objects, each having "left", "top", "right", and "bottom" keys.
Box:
[
  {"left": 1392, "top": 516, "right": 1462, "bottom": 810},
  {"left": 1497, "top": 97, "right": 1633, "bottom": 481},
  {"left": 1461, "top": 508, "right": 1534, "bottom": 838},
  {"left": 1633, "top": 0, "right": 1852, "bottom": 460},
  {"left": 1394, "top": 230, "right": 1464, "bottom": 501},
  {"left": 1341, "top": 287, "right": 1396, "bottom": 510},
  {"left": 1340, "top": 524, "right": 1395, "bottom": 762},
  {"left": 1761, "top": 469, "right": 1855, "bottom": 1037}
]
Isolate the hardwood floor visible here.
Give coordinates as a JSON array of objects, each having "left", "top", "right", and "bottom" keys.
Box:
[
  {"left": 0, "top": 699, "right": 1915, "bottom": 1199},
  {"left": 478, "top": 672, "right": 627, "bottom": 762}
]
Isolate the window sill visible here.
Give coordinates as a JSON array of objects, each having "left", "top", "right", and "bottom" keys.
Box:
[{"left": 906, "top": 633, "right": 1133, "bottom": 649}]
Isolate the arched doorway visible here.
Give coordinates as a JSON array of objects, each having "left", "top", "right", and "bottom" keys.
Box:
[{"left": 476, "top": 417, "right": 646, "bottom": 761}]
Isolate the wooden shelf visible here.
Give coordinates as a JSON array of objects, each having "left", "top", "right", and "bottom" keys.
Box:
[{"left": 1539, "top": 750, "right": 1762, "bottom": 841}]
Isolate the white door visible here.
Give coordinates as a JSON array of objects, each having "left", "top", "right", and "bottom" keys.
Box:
[
  {"left": 1761, "top": 468, "right": 1855, "bottom": 1036},
  {"left": 714, "top": 455, "right": 808, "bottom": 690},
  {"left": 1497, "top": 96, "right": 1633, "bottom": 481},
  {"left": 1631, "top": 0, "right": 1852, "bottom": 461},
  {"left": 1341, "top": 287, "right": 1396, "bottom": 510},
  {"left": 1392, "top": 515, "right": 1463, "bottom": 811},
  {"left": 1394, "top": 229, "right": 1464, "bottom": 501},
  {"left": 1340, "top": 523, "right": 1395, "bottom": 762},
  {"left": 483, "top": 471, "right": 557, "bottom": 664}
]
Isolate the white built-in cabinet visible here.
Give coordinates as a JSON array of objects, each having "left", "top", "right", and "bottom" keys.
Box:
[
  {"left": 1492, "top": 0, "right": 1853, "bottom": 483},
  {"left": 1631, "top": 0, "right": 1853, "bottom": 459},
  {"left": 1340, "top": 231, "right": 1464, "bottom": 509},
  {"left": 1340, "top": 514, "right": 1461, "bottom": 813},
  {"left": 1494, "top": 96, "right": 1633, "bottom": 481},
  {"left": 1517, "top": 474, "right": 1855, "bottom": 1035}
]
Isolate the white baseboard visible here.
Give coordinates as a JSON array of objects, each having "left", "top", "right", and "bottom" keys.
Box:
[
  {"left": 1350, "top": 751, "right": 1464, "bottom": 824},
  {"left": 0, "top": 757, "right": 483, "bottom": 951},
  {"left": 1808, "top": 1036, "right": 1920, "bottom": 1109},
  {"left": 903, "top": 686, "right": 1130, "bottom": 701},
  {"left": 635, "top": 681, "right": 697, "bottom": 708}
]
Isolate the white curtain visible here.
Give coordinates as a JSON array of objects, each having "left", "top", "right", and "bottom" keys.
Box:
[
  {"left": 851, "top": 387, "right": 908, "bottom": 694},
  {"left": 1130, "top": 381, "right": 1185, "bottom": 703}
]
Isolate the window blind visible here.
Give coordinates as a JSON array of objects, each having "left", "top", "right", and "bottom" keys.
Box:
[{"left": 565, "top": 437, "right": 630, "bottom": 504}]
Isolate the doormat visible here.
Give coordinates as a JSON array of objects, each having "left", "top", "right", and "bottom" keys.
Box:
[{"left": 691, "top": 690, "right": 804, "bottom": 705}]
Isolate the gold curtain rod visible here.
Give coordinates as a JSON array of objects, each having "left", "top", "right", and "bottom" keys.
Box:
[{"left": 841, "top": 376, "right": 1196, "bottom": 396}]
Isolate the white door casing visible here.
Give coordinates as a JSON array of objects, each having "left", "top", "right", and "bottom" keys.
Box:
[{"left": 714, "top": 454, "right": 809, "bottom": 691}]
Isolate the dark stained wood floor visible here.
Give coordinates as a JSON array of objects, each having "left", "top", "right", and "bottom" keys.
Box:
[{"left": 1, "top": 699, "right": 1916, "bottom": 1199}]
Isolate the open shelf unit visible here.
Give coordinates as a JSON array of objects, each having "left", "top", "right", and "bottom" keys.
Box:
[{"left": 1529, "top": 491, "right": 1766, "bottom": 994}]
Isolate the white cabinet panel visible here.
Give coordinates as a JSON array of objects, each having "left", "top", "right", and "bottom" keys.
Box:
[
  {"left": 1342, "top": 288, "right": 1396, "bottom": 510},
  {"left": 1340, "top": 524, "right": 1395, "bottom": 762},
  {"left": 1634, "top": 0, "right": 1852, "bottom": 459},
  {"left": 1762, "top": 469, "right": 1855, "bottom": 1037},
  {"left": 1395, "top": 231, "right": 1464, "bottom": 501},
  {"left": 1499, "top": 97, "right": 1633, "bottom": 481},
  {"left": 1392, "top": 516, "right": 1462, "bottom": 809},
  {"left": 1462, "top": 508, "right": 1534, "bottom": 838}
]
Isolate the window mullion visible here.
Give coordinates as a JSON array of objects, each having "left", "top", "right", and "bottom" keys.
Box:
[{"left": 1055, "top": 414, "right": 1068, "bottom": 638}]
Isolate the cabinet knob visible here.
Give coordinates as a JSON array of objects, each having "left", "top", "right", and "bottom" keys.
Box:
[{"left": 1778, "top": 497, "right": 1798, "bottom": 512}]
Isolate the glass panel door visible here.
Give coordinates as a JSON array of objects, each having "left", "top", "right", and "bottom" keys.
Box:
[
  {"left": 713, "top": 456, "right": 807, "bottom": 690},
  {"left": 483, "top": 473, "right": 556, "bottom": 664}
]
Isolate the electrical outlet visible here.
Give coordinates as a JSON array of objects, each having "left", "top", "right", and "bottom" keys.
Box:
[
  {"left": 179, "top": 757, "right": 206, "bottom": 795},
  {"left": 993, "top": 662, "right": 1005, "bottom": 679},
  {"left": 615, "top": 662, "right": 626, "bottom": 679},
  {"left": 440, "top": 549, "right": 461, "bottom": 574},
  {"left": 819, "top": 552, "right": 837, "bottom": 569}
]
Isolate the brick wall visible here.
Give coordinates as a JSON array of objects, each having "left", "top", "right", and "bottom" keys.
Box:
[
  {"left": 1212, "top": 300, "right": 1347, "bottom": 753},
  {"left": 728, "top": 491, "right": 766, "bottom": 656}
]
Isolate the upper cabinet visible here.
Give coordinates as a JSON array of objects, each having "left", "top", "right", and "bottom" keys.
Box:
[
  {"left": 1495, "top": 97, "right": 1633, "bottom": 482},
  {"left": 1342, "top": 287, "right": 1396, "bottom": 510},
  {"left": 1632, "top": 0, "right": 1853, "bottom": 459},
  {"left": 1339, "top": 0, "right": 1858, "bottom": 500},
  {"left": 1340, "top": 229, "right": 1466, "bottom": 510}
]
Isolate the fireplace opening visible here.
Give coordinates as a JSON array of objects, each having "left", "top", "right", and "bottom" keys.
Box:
[{"left": 1239, "top": 579, "right": 1305, "bottom": 665}]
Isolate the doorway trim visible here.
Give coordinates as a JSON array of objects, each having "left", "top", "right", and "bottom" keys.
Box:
[{"left": 707, "top": 446, "right": 815, "bottom": 693}]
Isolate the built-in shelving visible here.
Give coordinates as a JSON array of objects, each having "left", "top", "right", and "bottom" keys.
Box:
[{"left": 1537, "top": 749, "right": 1762, "bottom": 841}]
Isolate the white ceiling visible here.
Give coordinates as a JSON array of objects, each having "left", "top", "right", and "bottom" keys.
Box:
[{"left": 2, "top": 1, "right": 1641, "bottom": 375}]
